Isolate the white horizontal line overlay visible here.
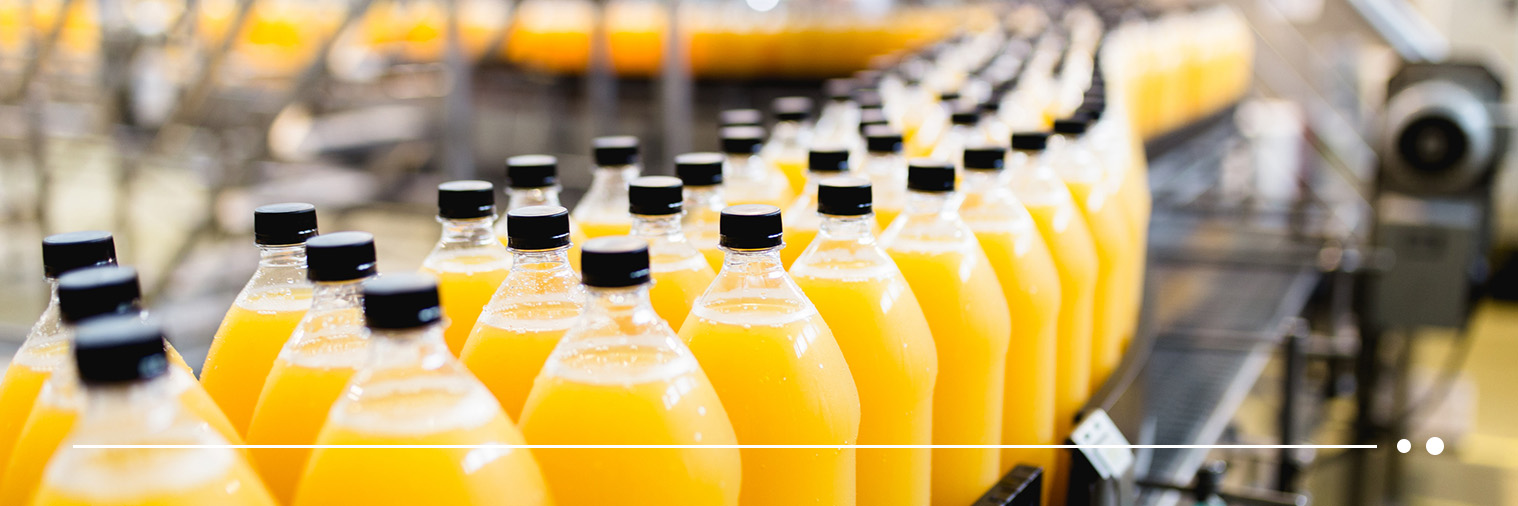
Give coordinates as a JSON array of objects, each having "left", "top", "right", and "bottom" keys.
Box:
[{"left": 72, "top": 444, "right": 1378, "bottom": 449}]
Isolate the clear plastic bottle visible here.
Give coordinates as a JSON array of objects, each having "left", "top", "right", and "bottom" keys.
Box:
[
  {"left": 978, "top": 100, "right": 1013, "bottom": 148},
  {"left": 572, "top": 136, "right": 642, "bottom": 238},
  {"left": 245, "top": 232, "right": 378, "bottom": 503},
  {"left": 1050, "top": 117, "right": 1137, "bottom": 391},
  {"left": 780, "top": 147, "right": 851, "bottom": 268},
  {"left": 678, "top": 205, "right": 861, "bottom": 506},
  {"left": 790, "top": 177, "right": 938, "bottom": 506},
  {"left": 958, "top": 145, "right": 1063, "bottom": 484},
  {"left": 496, "top": 154, "right": 589, "bottom": 266},
  {"left": 202, "top": 203, "right": 318, "bottom": 435},
  {"left": 31, "top": 315, "right": 276, "bottom": 506},
  {"left": 676, "top": 152, "right": 729, "bottom": 272},
  {"left": 764, "top": 96, "right": 815, "bottom": 194},
  {"left": 460, "top": 206, "right": 585, "bottom": 420},
  {"left": 294, "top": 274, "right": 552, "bottom": 506},
  {"left": 629, "top": 176, "right": 716, "bottom": 330},
  {"left": 879, "top": 160, "right": 1012, "bottom": 506},
  {"left": 860, "top": 125, "right": 911, "bottom": 228},
  {"left": 520, "top": 236, "right": 740, "bottom": 505},
  {"left": 813, "top": 78, "right": 861, "bottom": 148},
  {"left": 0, "top": 267, "right": 243, "bottom": 505},
  {"left": 420, "top": 181, "right": 512, "bottom": 356},
  {"left": 720, "top": 126, "right": 793, "bottom": 209},
  {"left": 929, "top": 103, "right": 987, "bottom": 172},
  {"left": 1005, "top": 132, "right": 1098, "bottom": 442}
]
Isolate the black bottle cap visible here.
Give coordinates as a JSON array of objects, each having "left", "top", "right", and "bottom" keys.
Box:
[
  {"left": 629, "top": 176, "right": 683, "bottom": 216},
  {"left": 593, "top": 135, "right": 641, "bottom": 166},
  {"left": 363, "top": 273, "right": 443, "bottom": 330},
  {"left": 818, "top": 177, "right": 873, "bottom": 217},
  {"left": 773, "top": 96, "right": 813, "bottom": 122},
  {"left": 855, "top": 89, "right": 883, "bottom": 109},
  {"left": 859, "top": 108, "right": 889, "bottom": 132},
  {"left": 950, "top": 104, "right": 980, "bottom": 125},
  {"left": 720, "top": 204, "right": 783, "bottom": 250},
  {"left": 580, "top": 236, "right": 652, "bottom": 288},
  {"left": 675, "top": 152, "right": 724, "bottom": 187},
  {"left": 74, "top": 314, "right": 169, "bottom": 385},
  {"left": 825, "top": 78, "right": 854, "bottom": 100},
  {"left": 964, "top": 144, "right": 1007, "bottom": 170},
  {"left": 506, "top": 206, "right": 571, "bottom": 250},
  {"left": 978, "top": 100, "right": 1000, "bottom": 115},
  {"left": 1011, "top": 132, "right": 1050, "bottom": 151},
  {"left": 1053, "top": 116, "right": 1090, "bottom": 135},
  {"left": 940, "top": 91, "right": 962, "bottom": 102},
  {"left": 720, "top": 108, "right": 763, "bottom": 128},
  {"left": 1081, "top": 101, "right": 1106, "bottom": 121},
  {"left": 253, "top": 203, "right": 319, "bottom": 246},
  {"left": 808, "top": 148, "right": 850, "bottom": 174},
  {"left": 907, "top": 159, "right": 956, "bottom": 193},
  {"left": 864, "top": 125, "right": 905, "bottom": 153},
  {"left": 720, "top": 126, "right": 765, "bottom": 155},
  {"left": 506, "top": 154, "right": 559, "bottom": 189},
  {"left": 42, "top": 231, "right": 117, "bottom": 278},
  {"left": 306, "top": 232, "right": 377, "bottom": 282},
  {"left": 437, "top": 180, "right": 496, "bottom": 219},
  {"left": 57, "top": 266, "right": 140, "bottom": 323}
]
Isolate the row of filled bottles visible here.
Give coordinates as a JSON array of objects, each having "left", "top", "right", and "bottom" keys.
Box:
[{"left": 0, "top": 6, "right": 1214, "bottom": 506}]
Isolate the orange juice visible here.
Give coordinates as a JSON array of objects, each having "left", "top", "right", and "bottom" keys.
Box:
[
  {"left": 32, "top": 449, "right": 275, "bottom": 506},
  {"left": 764, "top": 101, "right": 815, "bottom": 194},
  {"left": 791, "top": 182, "right": 938, "bottom": 506},
  {"left": 958, "top": 160, "right": 1063, "bottom": 483},
  {"left": 648, "top": 255, "right": 715, "bottom": 330},
  {"left": 1050, "top": 129, "right": 1138, "bottom": 389},
  {"left": 676, "top": 153, "right": 729, "bottom": 272},
  {"left": 574, "top": 137, "right": 642, "bottom": 239},
  {"left": 779, "top": 148, "right": 851, "bottom": 268},
  {"left": 629, "top": 178, "right": 718, "bottom": 329},
  {"left": 423, "top": 181, "right": 513, "bottom": 356},
  {"left": 1008, "top": 138, "right": 1098, "bottom": 439},
  {"left": 460, "top": 206, "right": 584, "bottom": 420},
  {"left": 521, "top": 237, "right": 740, "bottom": 505},
  {"left": 679, "top": 205, "right": 860, "bottom": 506},
  {"left": 295, "top": 273, "right": 550, "bottom": 506},
  {"left": 880, "top": 164, "right": 1012, "bottom": 505}
]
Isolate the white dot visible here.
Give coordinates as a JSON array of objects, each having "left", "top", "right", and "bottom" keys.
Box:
[
  {"left": 1426, "top": 437, "right": 1444, "bottom": 455},
  {"left": 1397, "top": 439, "right": 1411, "bottom": 453}
]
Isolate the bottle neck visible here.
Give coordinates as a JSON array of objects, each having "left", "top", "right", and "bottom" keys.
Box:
[
  {"left": 817, "top": 214, "right": 877, "bottom": 243},
  {"left": 509, "top": 246, "right": 572, "bottom": 270},
  {"left": 962, "top": 168, "right": 1006, "bottom": 192},
  {"left": 684, "top": 185, "right": 723, "bottom": 207},
  {"left": 258, "top": 243, "right": 307, "bottom": 268},
  {"left": 311, "top": 278, "right": 368, "bottom": 311},
  {"left": 725, "top": 154, "right": 764, "bottom": 177},
  {"left": 903, "top": 190, "right": 961, "bottom": 216},
  {"left": 720, "top": 246, "right": 786, "bottom": 274},
  {"left": 581, "top": 284, "right": 657, "bottom": 323},
  {"left": 506, "top": 187, "right": 562, "bottom": 209},
  {"left": 632, "top": 213, "right": 684, "bottom": 239},
  {"left": 365, "top": 323, "right": 453, "bottom": 372},
  {"left": 592, "top": 164, "right": 639, "bottom": 182},
  {"left": 82, "top": 373, "right": 176, "bottom": 425},
  {"left": 437, "top": 216, "right": 498, "bottom": 247}
]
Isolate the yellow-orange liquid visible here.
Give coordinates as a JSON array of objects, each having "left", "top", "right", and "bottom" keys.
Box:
[
  {"left": 578, "top": 221, "right": 633, "bottom": 239},
  {"left": 293, "top": 388, "right": 551, "bottom": 506},
  {"left": 200, "top": 287, "right": 313, "bottom": 435},
  {"left": 1064, "top": 178, "right": 1138, "bottom": 390},
  {"left": 31, "top": 450, "right": 276, "bottom": 506},
  {"left": 521, "top": 342, "right": 741, "bottom": 505},
  {"left": 791, "top": 258, "right": 937, "bottom": 506},
  {"left": 459, "top": 301, "right": 579, "bottom": 421},
  {"left": 421, "top": 254, "right": 512, "bottom": 356},
  {"left": 779, "top": 227, "right": 818, "bottom": 269},
  {"left": 774, "top": 158, "right": 809, "bottom": 195},
  {"left": 649, "top": 254, "right": 716, "bottom": 331},
  {"left": 679, "top": 300, "right": 861, "bottom": 506},
  {"left": 885, "top": 240, "right": 1012, "bottom": 506},
  {"left": 1023, "top": 197, "right": 1098, "bottom": 439}
]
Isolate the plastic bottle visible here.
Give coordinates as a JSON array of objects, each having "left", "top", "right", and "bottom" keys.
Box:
[
  {"left": 245, "top": 231, "right": 378, "bottom": 503},
  {"left": 720, "top": 126, "right": 794, "bottom": 209},
  {"left": 201, "top": 203, "right": 318, "bottom": 435},
  {"left": 31, "top": 315, "right": 276, "bottom": 506},
  {"left": 764, "top": 96, "right": 815, "bottom": 194},
  {"left": 496, "top": 154, "right": 589, "bottom": 266},
  {"left": 958, "top": 145, "right": 1063, "bottom": 487},
  {"left": 520, "top": 236, "right": 741, "bottom": 505},
  {"left": 1082, "top": 98, "right": 1150, "bottom": 347},
  {"left": 814, "top": 78, "right": 862, "bottom": 149},
  {"left": 879, "top": 160, "right": 1012, "bottom": 506},
  {"left": 460, "top": 206, "right": 585, "bottom": 420},
  {"left": 790, "top": 177, "right": 938, "bottom": 506},
  {"left": 676, "top": 152, "right": 729, "bottom": 272},
  {"left": 928, "top": 102, "right": 986, "bottom": 171},
  {"left": 860, "top": 125, "right": 911, "bottom": 228},
  {"left": 572, "top": 136, "right": 642, "bottom": 238},
  {"left": 629, "top": 176, "right": 717, "bottom": 329},
  {"left": 678, "top": 205, "right": 861, "bottom": 506},
  {"left": 1005, "top": 132, "right": 1097, "bottom": 441},
  {"left": 718, "top": 108, "right": 763, "bottom": 128},
  {"left": 293, "top": 274, "right": 552, "bottom": 506},
  {"left": 1050, "top": 117, "right": 1137, "bottom": 391},
  {"left": 780, "top": 147, "right": 852, "bottom": 268},
  {"left": 420, "top": 181, "right": 512, "bottom": 356}
]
